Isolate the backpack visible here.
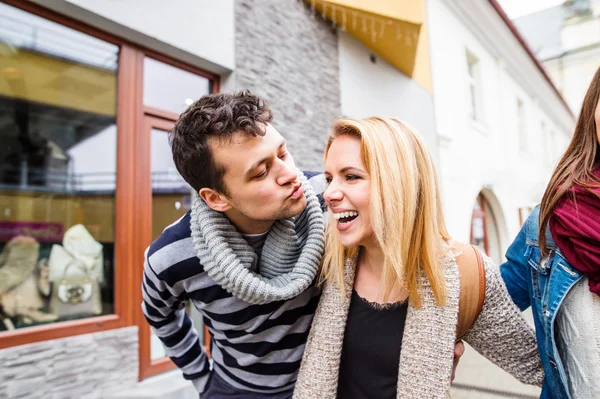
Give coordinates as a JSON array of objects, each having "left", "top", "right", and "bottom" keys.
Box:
[{"left": 455, "top": 245, "right": 486, "bottom": 340}]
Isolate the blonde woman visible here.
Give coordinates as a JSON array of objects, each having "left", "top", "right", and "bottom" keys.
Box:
[{"left": 293, "top": 117, "right": 544, "bottom": 399}]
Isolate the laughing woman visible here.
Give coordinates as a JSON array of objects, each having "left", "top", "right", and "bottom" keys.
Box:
[{"left": 293, "top": 117, "right": 544, "bottom": 399}]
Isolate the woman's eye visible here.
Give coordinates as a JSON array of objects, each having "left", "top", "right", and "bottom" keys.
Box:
[
  {"left": 279, "top": 151, "right": 288, "bottom": 159},
  {"left": 346, "top": 174, "right": 359, "bottom": 181},
  {"left": 324, "top": 177, "right": 332, "bottom": 184}
]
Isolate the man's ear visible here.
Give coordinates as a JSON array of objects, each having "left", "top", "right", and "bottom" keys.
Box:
[{"left": 198, "top": 188, "right": 232, "bottom": 212}]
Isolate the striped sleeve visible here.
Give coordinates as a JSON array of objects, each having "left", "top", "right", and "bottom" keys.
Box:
[{"left": 141, "top": 247, "right": 212, "bottom": 393}]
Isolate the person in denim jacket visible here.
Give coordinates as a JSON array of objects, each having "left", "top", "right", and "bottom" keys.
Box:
[{"left": 501, "top": 66, "right": 600, "bottom": 399}]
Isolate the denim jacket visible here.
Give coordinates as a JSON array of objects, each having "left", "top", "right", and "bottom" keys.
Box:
[{"left": 500, "top": 205, "right": 582, "bottom": 399}]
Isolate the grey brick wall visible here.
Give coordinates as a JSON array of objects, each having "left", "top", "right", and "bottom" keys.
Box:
[
  {"left": 0, "top": 327, "right": 138, "bottom": 399},
  {"left": 231, "top": 0, "right": 341, "bottom": 171}
]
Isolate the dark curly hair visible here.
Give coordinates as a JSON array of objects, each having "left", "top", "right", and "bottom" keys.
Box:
[{"left": 170, "top": 91, "right": 273, "bottom": 194}]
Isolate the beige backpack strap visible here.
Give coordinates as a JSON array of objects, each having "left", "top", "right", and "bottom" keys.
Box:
[{"left": 455, "top": 244, "right": 486, "bottom": 340}]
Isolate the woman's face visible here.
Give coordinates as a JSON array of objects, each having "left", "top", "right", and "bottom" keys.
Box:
[{"left": 323, "top": 135, "right": 374, "bottom": 248}]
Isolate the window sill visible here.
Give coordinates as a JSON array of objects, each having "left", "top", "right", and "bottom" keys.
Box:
[{"left": 0, "top": 314, "right": 125, "bottom": 349}]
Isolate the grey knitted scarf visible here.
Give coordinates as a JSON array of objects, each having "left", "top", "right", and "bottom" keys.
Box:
[{"left": 190, "top": 171, "right": 325, "bottom": 304}]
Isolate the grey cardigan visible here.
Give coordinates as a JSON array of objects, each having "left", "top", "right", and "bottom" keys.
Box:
[{"left": 293, "top": 254, "right": 544, "bottom": 399}]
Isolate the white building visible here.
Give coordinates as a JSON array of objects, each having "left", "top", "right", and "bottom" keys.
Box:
[
  {"left": 0, "top": 0, "right": 575, "bottom": 398},
  {"left": 515, "top": 0, "right": 600, "bottom": 115},
  {"left": 428, "top": 0, "right": 574, "bottom": 265},
  {"left": 428, "top": 1, "right": 574, "bottom": 397}
]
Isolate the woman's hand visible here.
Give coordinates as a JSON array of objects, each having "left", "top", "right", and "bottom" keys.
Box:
[{"left": 452, "top": 340, "right": 465, "bottom": 382}]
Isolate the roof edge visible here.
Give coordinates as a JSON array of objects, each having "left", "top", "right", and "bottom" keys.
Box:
[{"left": 488, "top": 0, "right": 574, "bottom": 118}]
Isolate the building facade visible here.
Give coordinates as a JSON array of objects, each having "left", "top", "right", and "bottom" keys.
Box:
[
  {"left": 515, "top": 0, "right": 600, "bottom": 115},
  {"left": 0, "top": 0, "right": 433, "bottom": 397},
  {"left": 428, "top": 1, "right": 574, "bottom": 397},
  {"left": 428, "top": 0, "right": 574, "bottom": 266},
  {"left": 0, "top": 0, "right": 576, "bottom": 398}
]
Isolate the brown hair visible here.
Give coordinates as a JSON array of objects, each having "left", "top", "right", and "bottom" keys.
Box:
[
  {"left": 170, "top": 90, "right": 273, "bottom": 194},
  {"left": 539, "top": 66, "right": 600, "bottom": 254}
]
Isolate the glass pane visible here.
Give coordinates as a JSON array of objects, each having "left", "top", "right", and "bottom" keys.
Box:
[
  {"left": 143, "top": 57, "right": 211, "bottom": 114},
  {"left": 0, "top": 3, "right": 118, "bottom": 332},
  {"left": 469, "top": 83, "right": 477, "bottom": 120},
  {"left": 150, "top": 128, "right": 190, "bottom": 240},
  {"left": 150, "top": 126, "right": 190, "bottom": 359}
]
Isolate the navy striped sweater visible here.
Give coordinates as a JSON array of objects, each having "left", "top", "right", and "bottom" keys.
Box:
[{"left": 141, "top": 172, "right": 327, "bottom": 394}]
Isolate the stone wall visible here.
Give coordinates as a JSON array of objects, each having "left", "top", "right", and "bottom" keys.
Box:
[
  {"left": 230, "top": 0, "right": 341, "bottom": 171},
  {"left": 0, "top": 327, "right": 138, "bottom": 399}
]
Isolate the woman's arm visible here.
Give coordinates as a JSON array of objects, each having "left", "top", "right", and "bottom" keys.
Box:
[
  {"left": 463, "top": 257, "right": 544, "bottom": 387},
  {"left": 500, "top": 221, "right": 532, "bottom": 311}
]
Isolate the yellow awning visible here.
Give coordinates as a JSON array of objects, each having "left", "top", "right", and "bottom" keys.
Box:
[{"left": 307, "top": 0, "right": 431, "bottom": 91}]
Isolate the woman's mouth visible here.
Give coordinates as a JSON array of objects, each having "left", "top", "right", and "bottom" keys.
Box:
[{"left": 333, "top": 211, "right": 359, "bottom": 231}]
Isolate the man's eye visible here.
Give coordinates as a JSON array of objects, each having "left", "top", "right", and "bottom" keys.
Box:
[
  {"left": 255, "top": 169, "right": 268, "bottom": 179},
  {"left": 279, "top": 151, "right": 288, "bottom": 159},
  {"left": 324, "top": 177, "right": 332, "bottom": 184}
]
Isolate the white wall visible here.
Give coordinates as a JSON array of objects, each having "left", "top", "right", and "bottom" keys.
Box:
[
  {"left": 545, "top": 47, "right": 600, "bottom": 114},
  {"left": 428, "top": 2, "right": 573, "bottom": 396},
  {"left": 31, "top": 0, "right": 235, "bottom": 74},
  {"left": 428, "top": 0, "right": 571, "bottom": 256},
  {"left": 561, "top": 15, "right": 600, "bottom": 51},
  {"left": 337, "top": 31, "right": 439, "bottom": 163}
]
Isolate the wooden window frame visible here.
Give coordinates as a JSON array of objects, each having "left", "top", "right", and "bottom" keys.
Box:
[
  {"left": 0, "top": 0, "right": 219, "bottom": 367},
  {"left": 138, "top": 86, "right": 215, "bottom": 379}
]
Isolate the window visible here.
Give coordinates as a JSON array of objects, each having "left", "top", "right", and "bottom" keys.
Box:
[
  {"left": 0, "top": 2, "right": 119, "bottom": 332},
  {"left": 466, "top": 50, "right": 482, "bottom": 122},
  {"left": 0, "top": 1, "right": 218, "bottom": 357},
  {"left": 541, "top": 121, "right": 552, "bottom": 168},
  {"left": 517, "top": 98, "right": 528, "bottom": 152},
  {"left": 142, "top": 57, "right": 212, "bottom": 378},
  {"left": 470, "top": 193, "right": 502, "bottom": 264},
  {"left": 143, "top": 57, "right": 211, "bottom": 115}
]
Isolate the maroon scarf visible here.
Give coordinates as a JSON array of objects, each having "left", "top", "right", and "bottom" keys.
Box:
[{"left": 549, "top": 168, "right": 600, "bottom": 296}]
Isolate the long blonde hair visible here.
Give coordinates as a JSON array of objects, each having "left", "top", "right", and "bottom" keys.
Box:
[{"left": 320, "top": 117, "right": 450, "bottom": 307}]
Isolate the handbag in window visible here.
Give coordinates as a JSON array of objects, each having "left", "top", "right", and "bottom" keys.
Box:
[{"left": 49, "top": 262, "right": 102, "bottom": 318}]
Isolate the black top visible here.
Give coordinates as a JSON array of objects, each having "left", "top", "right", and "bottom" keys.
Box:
[{"left": 337, "top": 290, "right": 409, "bottom": 399}]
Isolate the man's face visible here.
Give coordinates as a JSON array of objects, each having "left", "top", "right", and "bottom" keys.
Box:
[{"left": 209, "top": 124, "right": 307, "bottom": 233}]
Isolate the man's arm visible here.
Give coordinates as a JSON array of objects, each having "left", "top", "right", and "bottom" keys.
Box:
[{"left": 141, "top": 248, "right": 211, "bottom": 393}]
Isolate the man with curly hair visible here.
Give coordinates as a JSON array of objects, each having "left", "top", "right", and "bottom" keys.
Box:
[{"left": 141, "top": 91, "right": 327, "bottom": 398}]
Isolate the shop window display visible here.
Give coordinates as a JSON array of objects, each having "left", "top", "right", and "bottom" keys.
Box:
[{"left": 0, "top": 3, "right": 119, "bottom": 331}]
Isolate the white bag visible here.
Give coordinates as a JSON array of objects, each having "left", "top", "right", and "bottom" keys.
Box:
[{"left": 47, "top": 224, "right": 104, "bottom": 283}]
